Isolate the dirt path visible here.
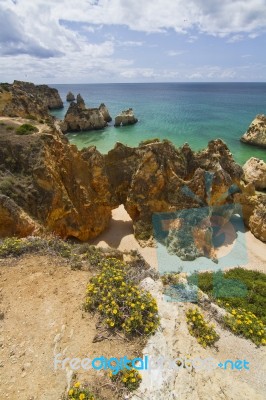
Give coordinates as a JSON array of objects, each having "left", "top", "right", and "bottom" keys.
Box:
[{"left": 0, "top": 255, "right": 140, "bottom": 400}]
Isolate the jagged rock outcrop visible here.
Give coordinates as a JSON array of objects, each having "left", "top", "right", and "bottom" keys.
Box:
[
  {"left": 104, "top": 139, "right": 244, "bottom": 242},
  {"left": 243, "top": 157, "right": 266, "bottom": 190},
  {"left": 99, "top": 103, "right": 112, "bottom": 122},
  {"left": 66, "top": 91, "right": 75, "bottom": 102},
  {"left": 249, "top": 196, "right": 266, "bottom": 242},
  {"left": 0, "top": 123, "right": 264, "bottom": 246},
  {"left": 62, "top": 95, "right": 111, "bottom": 133},
  {"left": 0, "top": 120, "right": 112, "bottom": 240},
  {"left": 241, "top": 114, "right": 266, "bottom": 148},
  {"left": 76, "top": 94, "right": 86, "bottom": 109},
  {"left": 0, "top": 194, "right": 37, "bottom": 237},
  {"left": 114, "top": 108, "right": 138, "bottom": 127},
  {"left": 0, "top": 80, "right": 63, "bottom": 120}
]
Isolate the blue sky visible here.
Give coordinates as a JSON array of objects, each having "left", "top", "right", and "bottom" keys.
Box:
[{"left": 0, "top": 0, "right": 266, "bottom": 83}]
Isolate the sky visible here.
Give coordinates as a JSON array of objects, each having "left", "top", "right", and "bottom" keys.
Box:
[{"left": 0, "top": 0, "right": 266, "bottom": 83}]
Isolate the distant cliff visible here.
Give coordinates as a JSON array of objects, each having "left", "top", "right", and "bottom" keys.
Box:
[{"left": 0, "top": 80, "right": 63, "bottom": 120}]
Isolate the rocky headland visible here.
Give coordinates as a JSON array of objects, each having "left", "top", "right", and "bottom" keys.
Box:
[
  {"left": 0, "top": 81, "right": 265, "bottom": 245},
  {"left": 0, "top": 80, "right": 63, "bottom": 120},
  {"left": 0, "top": 117, "right": 265, "bottom": 244},
  {"left": 241, "top": 114, "right": 266, "bottom": 148}
]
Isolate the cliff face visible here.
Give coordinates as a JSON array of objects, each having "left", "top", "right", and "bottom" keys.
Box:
[
  {"left": 0, "top": 80, "right": 63, "bottom": 120},
  {"left": 62, "top": 96, "right": 111, "bottom": 133},
  {"left": 241, "top": 114, "right": 266, "bottom": 148},
  {"left": 0, "top": 121, "right": 264, "bottom": 242},
  {"left": 0, "top": 119, "right": 112, "bottom": 240},
  {"left": 104, "top": 139, "right": 244, "bottom": 240}
]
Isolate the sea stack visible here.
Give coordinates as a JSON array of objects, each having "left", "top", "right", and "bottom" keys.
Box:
[
  {"left": 66, "top": 91, "right": 75, "bottom": 102},
  {"left": 114, "top": 108, "right": 138, "bottom": 127},
  {"left": 62, "top": 94, "right": 111, "bottom": 133},
  {"left": 241, "top": 114, "right": 266, "bottom": 148}
]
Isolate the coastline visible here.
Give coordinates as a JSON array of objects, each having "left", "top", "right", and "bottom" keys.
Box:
[{"left": 91, "top": 204, "right": 266, "bottom": 274}]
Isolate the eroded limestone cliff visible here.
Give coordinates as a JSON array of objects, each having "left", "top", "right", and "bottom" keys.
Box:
[{"left": 0, "top": 80, "right": 63, "bottom": 120}]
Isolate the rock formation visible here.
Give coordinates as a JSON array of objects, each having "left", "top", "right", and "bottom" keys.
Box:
[
  {"left": 114, "top": 108, "right": 138, "bottom": 127},
  {"left": 66, "top": 91, "right": 75, "bottom": 102},
  {"left": 0, "top": 120, "right": 264, "bottom": 246},
  {"left": 104, "top": 139, "right": 244, "bottom": 242},
  {"left": 99, "top": 103, "right": 112, "bottom": 122},
  {"left": 249, "top": 196, "right": 266, "bottom": 242},
  {"left": 243, "top": 157, "right": 266, "bottom": 190},
  {"left": 241, "top": 114, "right": 266, "bottom": 148},
  {"left": 62, "top": 95, "right": 112, "bottom": 133},
  {"left": 0, "top": 120, "right": 112, "bottom": 240},
  {"left": 0, "top": 80, "right": 63, "bottom": 120}
]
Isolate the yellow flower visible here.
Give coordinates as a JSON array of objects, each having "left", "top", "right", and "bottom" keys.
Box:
[
  {"left": 79, "top": 394, "right": 85, "bottom": 400},
  {"left": 131, "top": 378, "right": 136, "bottom": 382},
  {"left": 113, "top": 309, "right": 118, "bottom": 314},
  {"left": 237, "top": 320, "right": 242, "bottom": 324},
  {"left": 110, "top": 321, "right": 115, "bottom": 327},
  {"left": 123, "top": 377, "right": 127, "bottom": 382},
  {"left": 249, "top": 330, "right": 253, "bottom": 334},
  {"left": 231, "top": 309, "right": 236, "bottom": 315},
  {"left": 74, "top": 382, "right": 81, "bottom": 388},
  {"left": 68, "top": 389, "right": 74, "bottom": 395}
]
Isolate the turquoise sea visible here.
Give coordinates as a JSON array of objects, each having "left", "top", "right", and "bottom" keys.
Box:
[{"left": 51, "top": 83, "right": 266, "bottom": 165}]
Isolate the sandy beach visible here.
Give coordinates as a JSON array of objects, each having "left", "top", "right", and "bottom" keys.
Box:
[{"left": 91, "top": 204, "right": 266, "bottom": 273}]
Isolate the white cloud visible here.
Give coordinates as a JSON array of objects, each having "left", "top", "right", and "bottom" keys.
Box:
[
  {"left": 120, "top": 68, "right": 157, "bottom": 79},
  {"left": 187, "top": 35, "right": 198, "bottom": 43},
  {"left": 227, "top": 34, "right": 244, "bottom": 43},
  {"left": 47, "top": 0, "right": 266, "bottom": 36},
  {"left": 186, "top": 66, "right": 237, "bottom": 80},
  {"left": 116, "top": 41, "right": 144, "bottom": 47},
  {"left": 0, "top": 0, "right": 266, "bottom": 82},
  {"left": 167, "top": 50, "right": 185, "bottom": 57}
]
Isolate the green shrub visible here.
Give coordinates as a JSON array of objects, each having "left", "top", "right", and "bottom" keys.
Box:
[
  {"left": 25, "top": 114, "right": 37, "bottom": 121},
  {"left": 16, "top": 123, "right": 38, "bottom": 135},
  {"left": 67, "top": 382, "right": 96, "bottom": 400},
  {"left": 110, "top": 368, "right": 142, "bottom": 391},
  {"left": 0, "top": 236, "right": 72, "bottom": 258},
  {"left": 186, "top": 307, "right": 219, "bottom": 348},
  {"left": 84, "top": 258, "right": 159, "bottom": 336},
  {"left": 223, "top": 306, "right": 266, "bottom": 346},
  {"left": 188, "top": 268, "right": 266, "bottom": 324},
  {"left": 161, "top": 272, "right": 180, "bottom": 286}
]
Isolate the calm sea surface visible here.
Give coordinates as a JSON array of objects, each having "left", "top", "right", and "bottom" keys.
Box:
[{"left": 51, "top": 83, "right": 266, "bottom": 165}]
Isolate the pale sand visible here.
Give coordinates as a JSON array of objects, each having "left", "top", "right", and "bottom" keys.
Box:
[{"left": 91, "top": 204, "right": 266, "bottom": 273}]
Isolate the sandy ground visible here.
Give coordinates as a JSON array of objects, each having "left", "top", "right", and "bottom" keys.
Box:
[
  {"left": 0, "top": 255, "right": 141, "bottom": 400},
  {"left": 91, "top": 205, "right": 266, "bottom": 273}
]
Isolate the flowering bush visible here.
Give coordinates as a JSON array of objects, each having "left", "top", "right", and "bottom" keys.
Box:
[
  {"left": 223, "top": 306, "right": 266, "bottom": 346},
  {"left": 67, "top": 382, "right": 96, "bottom": 400},
  {"left": 110, "top": 368, "right": 142, "bottom": 391},
  {"left": 84, "top": 257, "right": 159, "bottom": 336},
  {"left": 186, "top": 307, "right": 219, "bottom": 348}
]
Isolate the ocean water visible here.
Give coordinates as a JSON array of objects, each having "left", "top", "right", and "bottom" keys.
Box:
[{"left": 51, "top": 83, "right": 266, "bottom": 165}]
